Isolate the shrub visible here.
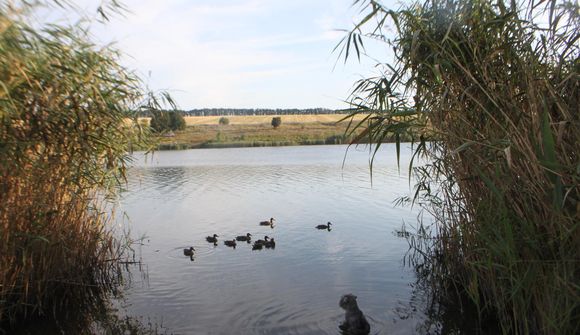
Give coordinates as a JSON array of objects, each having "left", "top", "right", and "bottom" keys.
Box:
[
  {"left": 271, "top": 116, "right": 282, "bottom": 128},
  {"left": 150, "top": 111, "right": 185, "bottom": 132},
  {"left": 219, "top": 117, "right": 230, "bottom": 125},
  {"left": 169, "top": 112, "right": 186, "bottom": 131}
]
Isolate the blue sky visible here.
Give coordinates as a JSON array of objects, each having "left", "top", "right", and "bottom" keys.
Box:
[{"left": 48, "top": 0, "right": 401, "bottom": 109}]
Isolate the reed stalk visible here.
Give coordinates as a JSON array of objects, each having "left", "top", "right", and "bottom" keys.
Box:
[
  {"left": 341, "top": 0, "right": 579, "bottom": 333},
  {"left": 0, "top": 1, "right": 162, "bottom": 325}
]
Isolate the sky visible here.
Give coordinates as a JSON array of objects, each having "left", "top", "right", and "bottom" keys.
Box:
[{"left": 42, "top": 0, "right": 401, "bottom": 110}]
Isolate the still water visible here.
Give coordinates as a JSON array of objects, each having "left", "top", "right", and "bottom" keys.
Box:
[{"left": 118, "top": 144, "right": 428, "bottom": 334}]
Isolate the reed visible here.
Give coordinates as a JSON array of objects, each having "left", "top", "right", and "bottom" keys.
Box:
[
  {"left": 341, "top": 0, "right": 579, "bottom": 333},
  {"left": 0, "top": 2, "right": 159, "bottom": 325}
]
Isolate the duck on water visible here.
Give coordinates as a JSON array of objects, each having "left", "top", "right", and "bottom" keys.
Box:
[
  {"left": 259, "top": 218, "right": 275, "bottom": 226},
  {"left": 236, "top": 233, "right": 252, "bottom": 242},
  {"left": 224, "top": 239, "right": 237, "bottom": 248},
  {"left": 206, "top": 234, "right": 219, "bottom": 243},
  {"left": 183, "top": 247, "right": 195, "bottom": 256}
]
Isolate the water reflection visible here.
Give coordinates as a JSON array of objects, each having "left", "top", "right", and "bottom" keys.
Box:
[
  {"left": 6, "top": 139, "right": 480, "bottom": 335},
  {"left": 118, "top": 145, "right": 431, "bottom": 334}
]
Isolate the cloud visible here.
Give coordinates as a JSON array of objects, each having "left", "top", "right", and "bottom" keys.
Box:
[{"left": 40, "top": 0, "right": 382, "bottom": 109}]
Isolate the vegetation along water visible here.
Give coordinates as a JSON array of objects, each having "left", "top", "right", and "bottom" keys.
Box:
[
  {"left": 340, "top": 0, "right": 579, "bottom": 334},
  {"left": 0, "top": 1, "right": 160, "bottom": 330},
  {"left": 1, "top": 0, "right": 578, "bottom": 334}
]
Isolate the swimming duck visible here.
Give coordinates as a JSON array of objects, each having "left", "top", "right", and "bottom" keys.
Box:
[
  {"left": 252, "top": 243, "right": 263, "bottom": 250},
  {"left": 236, "top": 233, "right": 252, "bottom": 241},
  {"left": 264, "top": 238, "right": 276, "bottom": 249},
  {"left": 183, "top": 247, "right": 195, "bottom": 256},
  {"left": 206, "top": 234, "right": 219, "bottom": 243},
  {"left": 316, "top": 222, "right": 332, "bottom": 230},
  {"left": 224, "top": 239, "right": 237, "bottom": 248},
  {"left": 253, "top": 236, "right": 269, "bottom": 246},
  {"left": 259, "top": 218, "right": 275, "bottom": 226}
]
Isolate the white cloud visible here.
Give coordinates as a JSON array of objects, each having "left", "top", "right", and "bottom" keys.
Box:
[{"left": 37, "top": 0, "right": 396, "bottom": 109}]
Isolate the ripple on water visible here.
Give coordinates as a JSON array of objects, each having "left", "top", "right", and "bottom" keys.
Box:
[{"left": 119, "top": 145, "right": 431, "bottom": 335}]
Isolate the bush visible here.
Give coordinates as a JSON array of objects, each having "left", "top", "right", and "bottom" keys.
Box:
[
  {"left": 271, "top": 116, "right": 282, "bottom": 128},
  {"left": 150, "top": 111, "right": 185, "bottom": 132},
  {"left": 219, "top": 117, "right": 230, "bottom": 125}
]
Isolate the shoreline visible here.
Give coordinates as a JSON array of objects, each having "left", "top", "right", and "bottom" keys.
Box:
[{"left": 146, "top": 115, "right": 412, "bottom": 151}]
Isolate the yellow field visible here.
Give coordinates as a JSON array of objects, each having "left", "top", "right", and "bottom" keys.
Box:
[
  {"left": 186, "top": 114, "right": 362, "bottom": 125},
  {"left": 138, "top": 114, "right": 365, "bottom": 126}
]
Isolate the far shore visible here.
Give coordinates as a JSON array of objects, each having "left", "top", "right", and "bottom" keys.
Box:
[{"left": 145, "top": 114, "right": 385, "bottom": 150}]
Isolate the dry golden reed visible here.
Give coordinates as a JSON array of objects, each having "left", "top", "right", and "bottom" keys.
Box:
[{"left": 341, "top": 0, "right": 579, "bottom": 333}]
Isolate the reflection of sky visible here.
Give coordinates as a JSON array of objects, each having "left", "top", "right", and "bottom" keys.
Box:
[{"left": 118, "top": 144, "right": 429, "bottom": 334}]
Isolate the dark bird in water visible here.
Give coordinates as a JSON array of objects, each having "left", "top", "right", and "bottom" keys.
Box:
[
  {"left": 253, "top": 236, "right": 269, "bottom": 246},
  {"left": 316, "top": 222, "right": 332, "bottom": 230},
  {"left": 206, "top": 234, "right": 219, "bottom": 243},
  {"left": 236, "top": 233, "right": 252, "bottom": 241},
  {"left": 259, "top": 218, "right": 275, "bottom": 226},
  {"left": 252, "top": 243, "right": 263, "bottom": 250},
  {"left": 264, "top": 238, "right": 276, "bottom": 249},
  {"left": 224, "top": 239, "right": 237, "bottom": 248},
  {"left": 183, "top": 247, "right": 195, "bottom": 256}
]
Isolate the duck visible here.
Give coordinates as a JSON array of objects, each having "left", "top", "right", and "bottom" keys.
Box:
[
  {"left": 236, "top": 233, "right": 252, "bottom": 241},
  {"left": 252, "top": 243, "right": 263, "bottom": 250},
  {"left": 206, "top": 234, "right": 219, "bottom": 243},
  {"left": 316, "top": 222, "right": 332, "bottom": 230},
  {"left": 264, "top": 238, "right": 276, "bottom": 249},
  {"left": 253, "top": 236, "right": 269, "bottom": 246},
  {"left": 183, "top": 246, "right": 195, "bottom": 256},
  {"left": 259, "top": 218, "right": 275, "bottom": 226},
  {"left": 224, "top": 239, "right": 237, "bottom": 248}
]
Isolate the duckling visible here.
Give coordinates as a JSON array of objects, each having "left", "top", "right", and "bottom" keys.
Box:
[
  {"left": 264, "top": 238, "right": 276, "bottom": 249},
  {"left": 253, "top": 235, "right": 269, "bottom": 246},
  {"left": 206, "top": 234, "right": 219, "bottom": 243},
  {"left": 236, "top": 233, "right": 252, "bottom": 242},
  {"left": 316, "top": 222, "right": 332, "bottom": 230},
  {"left": 259, "top": 217, "right": 275, "bottom": 226},
  {"left": 224, "top": 239, "right": 237, "bottom": 248},
  {"left": 183, "top": 246, "right": 195, "bottom": 256}
]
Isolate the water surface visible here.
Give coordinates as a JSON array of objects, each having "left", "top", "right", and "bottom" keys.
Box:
[{"left": 118, "top": 144, "right": 427, "bottom": 334}]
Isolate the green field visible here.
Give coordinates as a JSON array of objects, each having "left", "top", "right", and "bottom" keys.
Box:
[
  {"left": 155, "top": 121, "right": 360, "bottom": 150},
  {"left": 150, "top": 114, "right": 376, "bottom": 150}
]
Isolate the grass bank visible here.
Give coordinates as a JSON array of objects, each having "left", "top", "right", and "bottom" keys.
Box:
[
  {"left": 150, "top": 114, "right": 413, "bottom": 150},
  {"left": 155, "top": 122, "right": 355, "bottom": 150}
]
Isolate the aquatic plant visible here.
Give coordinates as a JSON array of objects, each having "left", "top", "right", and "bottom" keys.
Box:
[
  {"left": 0, "top": 1, "right": 167, "bottom": 325},
  {"left": 340, "top": 0, "right": 579, "bottom": 333}
]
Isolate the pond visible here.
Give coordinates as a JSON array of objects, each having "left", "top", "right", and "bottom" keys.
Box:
[{"left": 117, "top": 144, "right": 430, "bottom": 334}]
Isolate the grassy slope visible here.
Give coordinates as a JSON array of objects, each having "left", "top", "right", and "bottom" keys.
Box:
[{"left": 152, "top": 114, "right": 370, "bottom": 149}]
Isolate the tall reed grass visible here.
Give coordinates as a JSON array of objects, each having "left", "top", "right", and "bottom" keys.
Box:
[
  {"left": 0, "top": 1, "right": 161, "bottom": 325},
  {"left": 340, "top": 0, "right": 579, "bottom": 333}
]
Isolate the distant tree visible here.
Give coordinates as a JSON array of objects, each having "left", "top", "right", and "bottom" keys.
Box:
[
  {"left": 271, "top": 116, "right": 282, "bottom": 128},
  {"left": 150, "top": 111, "right": 185, "bottom": 132},
  {"left": 219, "top": 117, "right": 230, "bottom": 125},
  {"left": 150, "top": 111, "right": 169, "bottom": 132},
  {"left": 169, "top": 112, "right": 186, "bottom": 130}
]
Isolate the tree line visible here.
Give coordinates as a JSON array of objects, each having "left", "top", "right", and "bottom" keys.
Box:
[{"left": 140, "top": 107, "right": 344, "bottom": 117}]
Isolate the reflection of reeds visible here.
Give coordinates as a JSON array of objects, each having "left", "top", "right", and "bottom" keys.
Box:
[
  {"left": 0, "top": 3, "right": 157, "bottom": 325},
  {"left": 341, "top": 0, "right": 579, "bottom": 333}
]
